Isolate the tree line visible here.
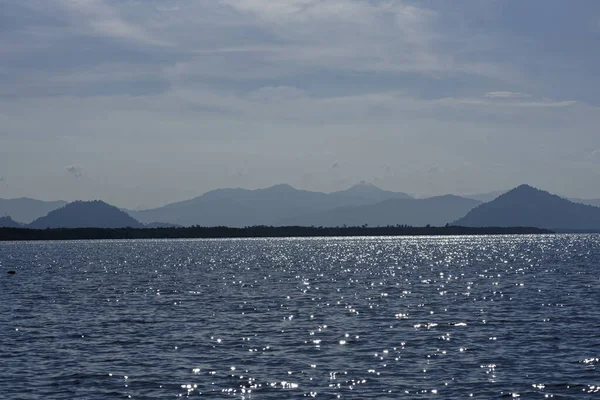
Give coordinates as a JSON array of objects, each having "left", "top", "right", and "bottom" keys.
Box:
[{"left": 0, "top": 225, "right": 551, "bottom": 241}]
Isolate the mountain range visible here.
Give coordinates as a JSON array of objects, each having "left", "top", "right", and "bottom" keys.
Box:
[
  {"left": 129, "top": 182, "right": 415, "bottom": 227},
  {"left": 1, "top": 183, "right": 600, "bottom": 231}
]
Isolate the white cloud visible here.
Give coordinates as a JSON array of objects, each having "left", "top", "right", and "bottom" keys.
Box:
[
  {"left": 484, "top": 92, "right": 530, "bottom": 99},
  {"left": 0, "top": 0, "right": 524, "bottom": 100},
  {"left": 58, "top": 0, "right": 169, "bottom": 46},
  {"left": 514, "top": 100, "right": 577, "bottom": 108},
  {"left": 439, "top": 94, "right": 577, "bottom": 109},
  {"left": 221, "top": 0, "right": 319, "bottom": 19},
  {"left": 216, "top": 0, "right": 445, "bottom": 73},
  {"left": 139, "top": 0, "right": 451, "bottom": 90}
]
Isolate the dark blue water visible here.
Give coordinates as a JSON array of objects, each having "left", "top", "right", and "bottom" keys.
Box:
[{"left": 1, "top": 235, "right": 599, "bottom": 399}]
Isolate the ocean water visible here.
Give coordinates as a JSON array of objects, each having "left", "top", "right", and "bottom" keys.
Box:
[{"left": 1, "top": 235, "right": 599, "bottom": 399}]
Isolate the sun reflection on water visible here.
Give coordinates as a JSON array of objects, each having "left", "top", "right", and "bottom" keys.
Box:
[{"left": 1, "top": 235, "right": 599, "bottom": 398}]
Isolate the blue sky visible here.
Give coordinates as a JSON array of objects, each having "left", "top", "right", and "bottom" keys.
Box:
[{"left": 1, "top": 0, "right": 599, "bottom": 208}]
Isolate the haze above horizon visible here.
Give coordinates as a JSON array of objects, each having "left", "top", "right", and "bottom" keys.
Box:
[{"left": 2, "top": 1, "right": 599, "bottom": 209}]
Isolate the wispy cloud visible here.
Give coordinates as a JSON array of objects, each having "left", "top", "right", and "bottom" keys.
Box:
[
  {"left": 2, "top": 0, "right": 584, "bottom": 101},
  {"left": 484, "top": 92, "right": 530, "bottom": 99},
  {"left": 514, "top": 100, "right": 577, "bottom": 108},
  {"left": 439, "top": 93, "right": 577, "bottom": 109},
  {"left": 58, "top": 0, "right": 169, "bottom": 46},
  {"left": 66, "top": 165, "right": 83, "bottom": 179}
]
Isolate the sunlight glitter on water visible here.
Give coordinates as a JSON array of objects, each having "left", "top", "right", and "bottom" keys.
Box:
[{"left": 1, "top": 235, "right": 600, "bottom": 398}]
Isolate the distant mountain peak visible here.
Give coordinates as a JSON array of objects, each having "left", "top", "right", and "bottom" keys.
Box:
[
  {"left": 338, "top": 182, "right": 388, "bottom": 195},
  {"left": 29, "top": 200, "right": 143, "bottom": 229},
  {"left": 513, "top": 184, "right": 540, "bottom": 192},
  {"left": 455, "top": 184, "right": 600, "bottom": 230},
  {"left": 265, "top": 183, "right": 296, "bottom": 191},
  {"left": 501, "top": 184, "right": 562, "bottom": 201},
  {"left": 329, "top": 183, "right": 413, "bottom": 204},
  {"left": 349, "top": 181, "right": 382, "bottom": 190},
  {"left": 357, "top": 180, "right": 376, "bottom": 187}
]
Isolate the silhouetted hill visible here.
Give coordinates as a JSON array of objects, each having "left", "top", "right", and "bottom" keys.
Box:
[
  {"left": 454, "top": 184, "right": 600, "bottom": 230},
  {"left": 0, "top": 198, "right": 67, "bottom": 224},
  {"left": 131, "top": 184, "right": 326, "bottom": 227},
  {"left": 280, "top": 195, "right": 481, "bottom": 227},
  {"left": 29, "top": 200, "right": 144, "bottom": 229},
  {"left": 0, "top": 216, "right": 23, "bottom": 228},
  {"left": 130, "top": 183, "right": 413, "bottom": 227},
  {"left": 459, "top": 190, "right": 600, "bottom": 208}
]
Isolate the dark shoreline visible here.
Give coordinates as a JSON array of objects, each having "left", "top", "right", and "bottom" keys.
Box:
[{"left": 0, "top": 226, "right": 552, "bottom": 241}]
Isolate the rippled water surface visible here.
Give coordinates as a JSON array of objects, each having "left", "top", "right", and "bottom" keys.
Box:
[{"left": 1, "top": 235, "right": 599, "bottom": 399}]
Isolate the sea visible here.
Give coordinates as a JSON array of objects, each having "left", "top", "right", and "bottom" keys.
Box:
[{"left": 1, "top": 235, "right": 599, "bottom": 399}]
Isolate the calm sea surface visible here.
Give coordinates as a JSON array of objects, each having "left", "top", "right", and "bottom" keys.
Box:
[{"left": 1, "top": 235, "right": 599, "bottom": 399}]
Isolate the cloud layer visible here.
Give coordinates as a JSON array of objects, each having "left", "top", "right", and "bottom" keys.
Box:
[{"left": 1, "top": 0, "right": 600, "bottom": 206}]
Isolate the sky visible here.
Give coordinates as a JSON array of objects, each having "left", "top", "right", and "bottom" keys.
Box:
[{"left": 1, "top": 0, "right": 600, "bottom": 209}]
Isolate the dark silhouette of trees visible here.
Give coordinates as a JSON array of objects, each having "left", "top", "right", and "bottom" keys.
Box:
[{"left": 0, "top": 225, "right": 551, "bottom": 241}]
